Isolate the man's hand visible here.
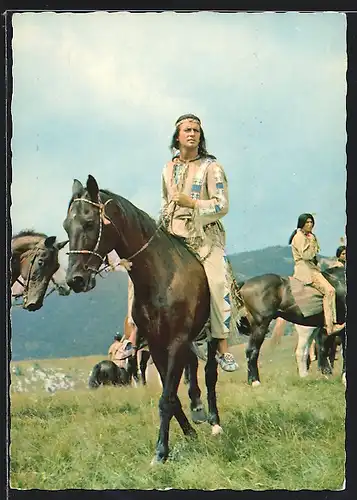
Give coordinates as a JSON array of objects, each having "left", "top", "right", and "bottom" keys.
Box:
[{"left": 172, "top": 192, "right": 196, "bottom": 209}]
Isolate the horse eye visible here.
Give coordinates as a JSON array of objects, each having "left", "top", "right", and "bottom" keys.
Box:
[{"left": 38, "top": 258, "right": 44, "bottom": 267}]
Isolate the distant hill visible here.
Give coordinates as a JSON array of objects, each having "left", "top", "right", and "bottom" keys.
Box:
[{"left": 10, "top": 245, "right": 333, "bottom": 361}]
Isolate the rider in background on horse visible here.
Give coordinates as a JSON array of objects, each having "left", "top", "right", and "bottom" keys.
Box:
[
  {"left": 159, "top": 113, "right": 238, "bottom": 372},
  {"left": 108, "top": 332, "right": 132, "bottom": 367},
  {"left": 334, "top": 245, "right": 346, "bottom": 268},
  {"left": 289, "top": 213, "right": 345, "bottom": 336}
]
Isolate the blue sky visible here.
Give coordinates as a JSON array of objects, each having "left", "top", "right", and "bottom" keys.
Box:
[{"left": 11, "top": 11, "right": 347, "bottom": 261}]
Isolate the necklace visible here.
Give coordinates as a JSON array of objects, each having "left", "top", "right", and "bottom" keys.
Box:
[{"left": 177, "top": 154, "right": 201, "bottom": 163}]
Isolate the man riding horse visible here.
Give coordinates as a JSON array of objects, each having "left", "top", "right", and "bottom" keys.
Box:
[
  {"left": 159, "top": 114, "right": 238, "bottom": 371},
  {"left": 121, "top": 114, "right": 239, "bottom": 371},
  {"left": 289, "top": 213, "right": 345, "bottom": 335}
]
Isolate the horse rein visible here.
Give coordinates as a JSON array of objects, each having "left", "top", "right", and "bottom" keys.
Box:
[{"left": 67, "top": 195, "right": 163, "bottom": 273}]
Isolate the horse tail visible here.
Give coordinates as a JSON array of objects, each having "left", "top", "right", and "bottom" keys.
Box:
[
  {"left": 88, "top": 363, "right": 102, "bottom": 389},
  {"left": 270, "top": 318, "right": 287, "bottom": 346}
]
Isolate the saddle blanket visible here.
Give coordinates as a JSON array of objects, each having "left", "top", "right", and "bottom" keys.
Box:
[{"left": 288, "top": 276, "right": 323, "bottom": 317}]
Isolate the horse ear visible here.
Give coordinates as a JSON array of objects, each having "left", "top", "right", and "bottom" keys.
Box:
[
  {"left": 86, "top": 175, "right": 99, "bottom": 202},
  {"left": 44, "top": 236, "right": 57, "bottom": 248},
  {"left": 54, "top": 240, "right": 69, "bottom": 251},
  {"left": 72, "top": 179, "right": 84, "bottom": 198}
]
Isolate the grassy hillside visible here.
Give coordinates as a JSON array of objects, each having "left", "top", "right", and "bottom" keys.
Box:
[{"left": 10, "top": 335, "right": 346, "bottom": 490}]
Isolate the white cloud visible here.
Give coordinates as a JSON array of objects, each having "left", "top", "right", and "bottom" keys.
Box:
[
  {"left": 12, "top": 12, "right": 346, "bottom": 129},
  {"left": 10, "top": 12, "right": 347, "bottom": 256}
]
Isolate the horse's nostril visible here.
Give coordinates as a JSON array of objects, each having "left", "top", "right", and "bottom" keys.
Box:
[
  {"left": 70, "top": 275, "right": 85, "bottom": 292},
  {"left": 25, "top": 302, "right": 41, "bottom": 312}
]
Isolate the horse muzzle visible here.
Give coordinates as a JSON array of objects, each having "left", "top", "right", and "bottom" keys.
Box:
[
  {"left": 67, "top": 274, "right": 96, "bottom": 293},
  {"left": 57, "top": 285, "right": 71, "bottom": 296},
  {"left": 23, "top": 299, "right": 43, "bottom": 312}
]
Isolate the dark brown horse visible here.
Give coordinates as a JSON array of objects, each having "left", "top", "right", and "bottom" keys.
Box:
[
  {"left": 11, "top": 230, "right": 69, "bottom": 311},
  {"left": 88, "top": 360, "right": 131, "bottom": 388},
  {"left": 238, "top": 266, "right": 346, "bottom": 385},
  {"left": 63, "top": 175, "right": 222, "bottom": 465}
]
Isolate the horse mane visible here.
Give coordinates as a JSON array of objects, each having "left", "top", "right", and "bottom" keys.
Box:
[
  {"left": 68, "top": 187, "right": 201, "bottom": 261},
  {"left": 12, "top": 229, "right": 48, "bottom": 240},
  {"left": 100, "top": 189, "right": 157, "bottom": 233},
  {"left": 100, "top": 189, "right": 198, "bottom": 257}
]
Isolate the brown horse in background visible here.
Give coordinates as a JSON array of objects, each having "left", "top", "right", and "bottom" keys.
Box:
[
  {"left": 11, "top": 230, "right": 69, "bottom": 310},
  {"left": 238, "top": 266, "right": 346, "bottom": 385}
]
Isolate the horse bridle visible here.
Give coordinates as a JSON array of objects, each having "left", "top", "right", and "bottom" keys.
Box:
[
  {"left": 66, "top": 197, "right": 114, "bottom": 273},
  {"left": 66, "top": 195, "right": 162, "bottom": 273},
  {"left": 15, "top": 248, "right": 61, "bottom": 303}
]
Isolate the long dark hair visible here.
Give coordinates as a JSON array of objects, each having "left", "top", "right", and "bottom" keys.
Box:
[
  {"left": 336, "top": 245, "right": 346, "bottom": 259},
  {"left": 288, "top": 213, "right": 315, "bottom": 245},
  {"left": 170, "top": 114, "right": 216, "bottom": 159}
]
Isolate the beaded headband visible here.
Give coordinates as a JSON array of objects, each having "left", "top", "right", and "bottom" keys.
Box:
[{"left": 175, "top": 117, "right": 201, "bottom": 128}]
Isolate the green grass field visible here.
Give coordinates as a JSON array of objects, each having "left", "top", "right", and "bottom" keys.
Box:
[{"left": 10, "top": 335, "right": 346, "bottom": 490}]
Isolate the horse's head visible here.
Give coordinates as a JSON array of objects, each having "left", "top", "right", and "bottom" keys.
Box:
[
  {"left": 22, "top": 237, "right": 68, "bottom": 311},
  {"left": 63, "top": 175, "right": 115, "bottom": 293}
]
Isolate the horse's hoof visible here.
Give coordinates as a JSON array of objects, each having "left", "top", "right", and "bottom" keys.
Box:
[
  {"left": 185, "top": 428, "right": 198, "bottom": 440},
  {"left": 252, "top": 380, "right": 261, "bottom": 388},
  {"left": 150, "top": 456, "right": 166, "bottom": 466},
  {"left": 211, "top": 424, "right": 223, "bottom": 436},
  {"left": 191, "top": 407, "right": 207, "bottom": 424},
  {"left": 299, "top": 372, "right": 309, "bottom": 378}
]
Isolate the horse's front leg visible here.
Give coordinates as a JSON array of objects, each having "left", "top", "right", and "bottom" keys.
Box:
[
  {"left": 205, "top": 339, "right": 222, "bottom": 435},
  {"left": 150, "top": 343, "right": 196, "bottom": 465},
  {"left": 328, "top": 337, "right": 337, "bottom": 369},
  {"left": 316, "top": 328, "right": 333, "bottom": 375},
  {"left": 341, "top": 329, "right": 346, "bottom": 386},
  {"left": 245, "top": 322, "right": 268, "bottom": 386},
  {"left": 127, "top": 350, "right": 139, "bottom": 386},
  {"left": 186, "top": 347, "right": 207, "bottom": 424},
  {"left": 140, "top": 350, "right": 150, "bottom": 386}
]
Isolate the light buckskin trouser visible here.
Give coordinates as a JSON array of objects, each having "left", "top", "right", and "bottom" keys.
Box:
[
  {"left": 197, "top": 244, "right": 231, "bottom": 341},
  {"left": 127, "top": 277, "right": 135, "bottom": 325},
  {"left": 126, "top": 277, "right": 138, "bottom": 346},
  {"left": 310, "top": 271, "right": 337, "bottom": 332}
]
